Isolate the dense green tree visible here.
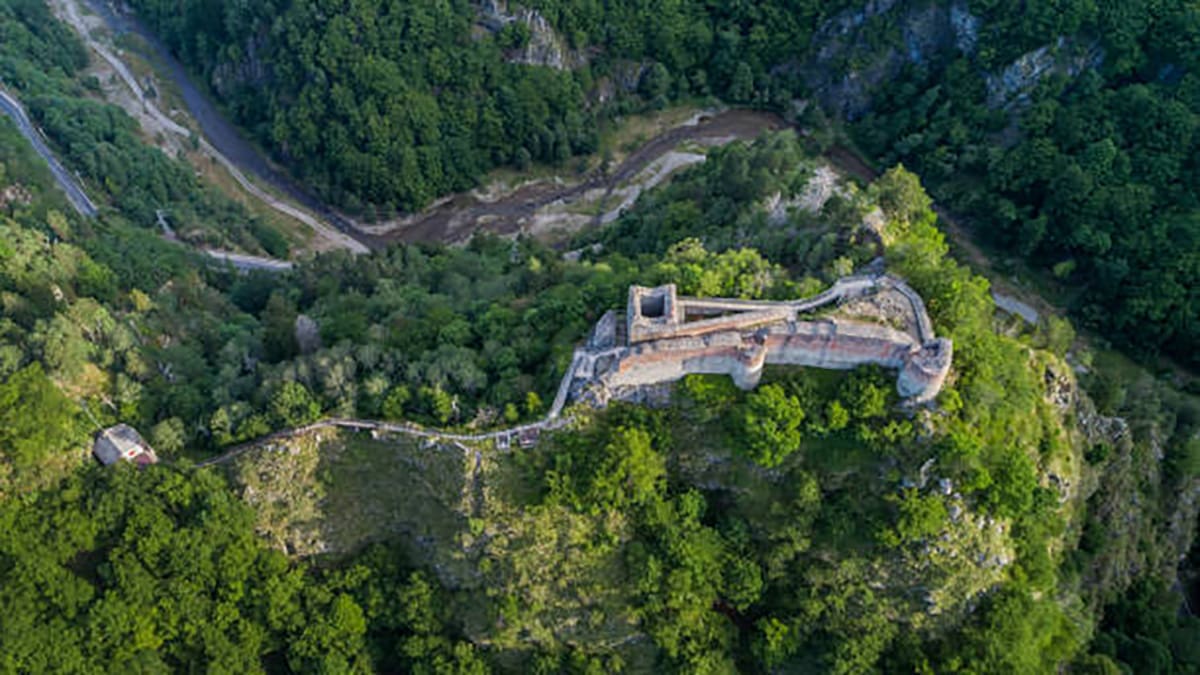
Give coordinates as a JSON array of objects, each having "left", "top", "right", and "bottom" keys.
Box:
[
  {"left": 0, "top": 362, "right": 79, "bottom": 489},
  {"left": 270, "top": 381, "right": 322, "bottom": 427},
  {"left": 739, "top": 383, "right": 805, "bottom": 468},
  {"left": 148, "top": 417, "right": 186, "bottom": 456}
]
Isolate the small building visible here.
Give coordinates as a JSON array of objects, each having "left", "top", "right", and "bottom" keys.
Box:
[
  {"left": 517, "top": 428, "right": 540, "bottom": 449},
  {"left": 93, "top": 424, "right": 158, "bottom": 467}
]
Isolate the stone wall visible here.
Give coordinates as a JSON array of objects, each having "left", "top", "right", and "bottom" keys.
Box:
[{"left": 570, "top": 274, "right": 952, "bottom": 406}]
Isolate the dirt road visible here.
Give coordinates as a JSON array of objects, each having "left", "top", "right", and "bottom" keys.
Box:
[{"left": 62, "top": 0, "right": 373, "bottom": 253}]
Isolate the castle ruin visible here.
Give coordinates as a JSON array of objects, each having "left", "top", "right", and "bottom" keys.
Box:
[{"left": 559, "top": 274, "right": 952, "bottom": 411}]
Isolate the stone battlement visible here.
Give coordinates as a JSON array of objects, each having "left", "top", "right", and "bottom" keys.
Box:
[{"left": 570, "top": 274, "right": 952, "bottom": 408}]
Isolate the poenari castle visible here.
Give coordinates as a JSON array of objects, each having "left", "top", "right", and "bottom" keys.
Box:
[
  {"left": 558, "top": 273, "right": 952, "bottom": 412},
  {"left": 200, "top": 272, "right": 953, "bottom": 464}
]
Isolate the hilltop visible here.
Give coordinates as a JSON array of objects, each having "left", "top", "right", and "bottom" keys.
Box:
[{"left": 0, "top": 0, "right": 1198, "bottom": 673}]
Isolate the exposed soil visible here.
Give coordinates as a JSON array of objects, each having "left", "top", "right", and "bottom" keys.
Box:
[{"left": 375, "top": 109, "right": 783, "bottom": 244}]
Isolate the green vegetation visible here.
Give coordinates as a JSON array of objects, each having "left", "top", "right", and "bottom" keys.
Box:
[
  {"left": 127, "top": 0, "right": 603, "bottom": 215},
  {"left": 229, "top": 430, "right": 472, "bottom": 558},
  {"left": 0, "top": 463, "right": 482, "bottom": 672},
  {"left": 0, "top": 0, "right": 288, "bottom": 255},
  {"left": 851, "top": 0, "right": 1200, "bottom": 364},
  {"left": 6, "top": 71, "right": 1200, "bottom": 667},
  {"left": 122, "top": 0, "right": 1200, "bottom": 370},
  {"left": 123, "top": 0, "right": 857, "bottom": 216},
  {"left": 2, "top": 0, "right": 1200, "bottom": 666}
]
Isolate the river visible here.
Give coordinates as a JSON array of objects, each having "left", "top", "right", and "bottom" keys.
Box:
[
  {"left": 81, "top": 1, "right": 782, "bottom": 246},
  {"left": 81, "top": 0, "right": 377, "bottom": 246}
]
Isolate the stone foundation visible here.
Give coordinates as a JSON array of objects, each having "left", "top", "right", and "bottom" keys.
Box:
[{"left": 568, "top": 274, "right": 952, "bottom": 408}]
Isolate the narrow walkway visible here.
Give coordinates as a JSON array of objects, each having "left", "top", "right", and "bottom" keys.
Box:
[
  {"left": 193, "top": 416, "right": 574, "bottom": 468},
  {"left": 197, "top": 343, "right": 614, "bottom": 468},
  {"left": 195, "top": 274, "right": 943, "bottom": 468}
]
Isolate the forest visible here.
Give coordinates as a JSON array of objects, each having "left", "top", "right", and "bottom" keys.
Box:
[
  {"left": 122, "top": 0, "right": 1200, "bottom": 365},
  {"left": 6, "top": 106, "right": 1200, "bottom": 668},
  {"left": 850, "top": 0, "right": 1200, "bottom": 366},
  {"left": 0, "top": 0, "right": 289, "bottom": 255},
  {"left": 2, "top": 0, "right": 1200, "bottom": 672}
]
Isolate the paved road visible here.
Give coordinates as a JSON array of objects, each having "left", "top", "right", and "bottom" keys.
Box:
[
  {"left": 0, "top": 89, "right": 98, "bottom": 217},
  {"left": 55, "top": 0, "right": 372, "bottom": 253},
  {"left": 2, "top": 87, "right": 297, "bottom": 270},
  {"left": 204, "top": 250, "right": 294, "bottom": 273}
]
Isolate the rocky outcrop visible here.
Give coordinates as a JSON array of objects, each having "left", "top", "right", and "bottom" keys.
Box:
[
  {"left": 985, "top": 37, "right": 1104, "bottom": 109},
  {"left": 477, "top": 0, "right": 586, "bottom": 70},
  {"left": 764, "top": 164, "right": 843, "bottom": 225},
  {"left": 294, "top": 314, "right": 322, "bottom": 355},
  {"left": 797, "top": 0, "right": 1102, "bottom": 120},
  {"left": 0, "top": 183, "right": 33, "bottom": 209},
  {"left": 797, "top": 0, "right": 979, "bottom": 120}
]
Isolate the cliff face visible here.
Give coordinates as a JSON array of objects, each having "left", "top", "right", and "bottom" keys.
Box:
[
  {"left": 984, "top": 37, "right": 1104, "bottom": 108},
  {"left": 477, "top": 0, "right": 587, "bottom": 70},
  {"left": 797, "top": 0, "right": 1102, "bottom": 120},
  {"left": 796, "top": 0, "right": 972, "bottom": 120}
]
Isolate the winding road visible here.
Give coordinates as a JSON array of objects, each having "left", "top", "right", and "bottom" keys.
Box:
[
  {"left": 68, "top": 0, "right": 779, "bottom": 248},
  {"left": 58, "top": 0, "right": 373, "bottom": 253},
  {"left": 3, "top": 84, "right": 295, "bottom": 272},
  {"left": 0, "top": 89, "right": 98, "bottom": 217}
]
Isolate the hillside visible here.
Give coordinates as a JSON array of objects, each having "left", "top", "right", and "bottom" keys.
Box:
[
  {"left": 117, "top": 0, "right": 1200, "bottom": 367},
  {"left": 0, "top": 0, "right": 1198, "bottom": 673}
]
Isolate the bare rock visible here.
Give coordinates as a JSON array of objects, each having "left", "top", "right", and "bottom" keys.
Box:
[
  {"left": 986, "top": 37, "right": 1104, "bottom": 109},
  {"left": 477, "top": 0, "right": 586, "bottom": 70},
  {"left": 295, "top": 314, "right": 322, "bottom": 355}
]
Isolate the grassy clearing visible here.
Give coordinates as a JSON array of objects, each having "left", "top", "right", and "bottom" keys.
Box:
[
  {"left": 227, "top": 429, "right": 475, "bottom": 569},
  {"left": 318, "top": 432, "right": 472, "bottom": 557}
]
